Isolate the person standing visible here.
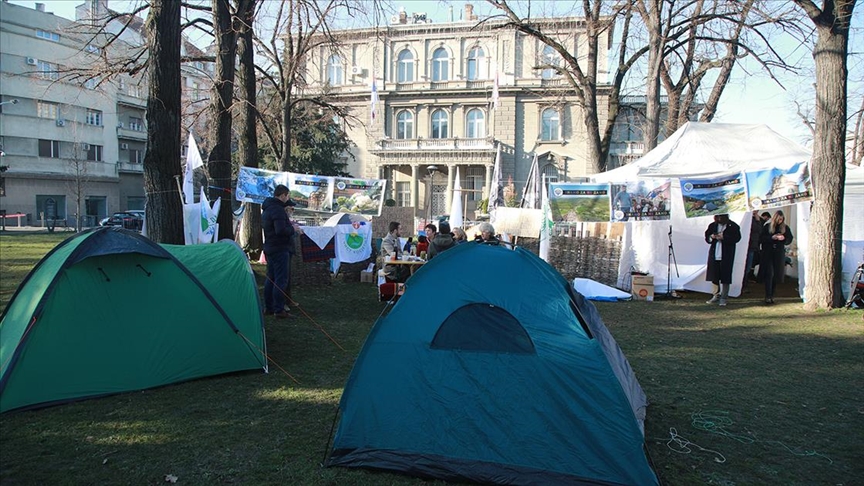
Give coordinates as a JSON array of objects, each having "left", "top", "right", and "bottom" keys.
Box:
[
  {"left": 262, "top": 184, "right": 298, "bottom": 318},
  {"left": 760, "top": 210, "right": 793, "bottom": 304},
  {"left": 613, "top": 186, "right": 632, "bottom": 221},
  {"left": 744, "top": 211, "right": 769, "bottom": 285},
  {"left": 704, "top": 214, "right": 741, "bottom": 306},
  {"left": 428, "top": 221, "right": 456, "bottom": 259}
]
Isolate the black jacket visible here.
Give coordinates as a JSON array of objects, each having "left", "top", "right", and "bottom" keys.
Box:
[{"left": 261, "top": 197, "right": 296, "bottom": 254}]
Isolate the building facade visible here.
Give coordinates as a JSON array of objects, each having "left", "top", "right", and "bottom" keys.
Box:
[
  {"left": 305, "top": 6, "right": 613, "bottom": 219},
  {"left": 0, "top": 1, "right": 211, "bottom": 227}
]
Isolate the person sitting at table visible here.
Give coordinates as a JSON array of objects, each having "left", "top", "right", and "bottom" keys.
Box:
[
  {"left": 475, "top": 222, "right": 500, "bottom": 245},
  {"left": 428, "top": 221, "right": 456, "bottom": 259},
  {"left": 381, "top": 221, "right": 409, "bottom": 282},
  {"left": 452, "top": 227, "right": 468, "bottom": 244},
  {"left": 416, "top": 234, "right": 429, "bottom": 256}
]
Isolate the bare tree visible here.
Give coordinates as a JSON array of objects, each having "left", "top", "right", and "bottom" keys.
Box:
[
  {"left": 143, "top": 0, "right": 184, "bottom": 244},
  {"left": 67, "top": 142, "right": 90, "bottom": 232},
  {"left": 793, "top": 0, "right": 856, "bottom": 310}
]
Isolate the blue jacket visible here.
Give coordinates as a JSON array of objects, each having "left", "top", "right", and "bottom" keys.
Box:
[{"left": 262, "top": 197, "right": 296, "bottom": 254}]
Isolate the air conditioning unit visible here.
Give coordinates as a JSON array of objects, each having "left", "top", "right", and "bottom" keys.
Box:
[
  {"left": 82, "top": 143, "right": 90, "bottom": 150},
  {"left": 120, "top": 143, "right": 129, "bottom": 150},
  {"left": 26, "top": 57, "right": 38, "bottom": 66},
  {"left": 56, "top": 119, "right": 65, "bottom": 127},
  {"left": 351, "top": 66, "right": 363, "bottom": 76},
  {"left": 390, "top": 15, "right": 399, "bottom": 23}
]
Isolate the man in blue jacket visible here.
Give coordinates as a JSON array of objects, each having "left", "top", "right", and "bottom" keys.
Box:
[{"left": 262, "top": 184, "right": 298, "bottom": 318}]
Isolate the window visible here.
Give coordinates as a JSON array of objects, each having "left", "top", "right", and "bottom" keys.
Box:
[
  {"left": 431, "top": 109, "right": 449, "bottom": 139},
  {"left": 130, "top": 149, "right": 143, "bottom": 164},
  {"left": 37, "top": 60, "right": 59, "bottom": 80},
  {"left": 467, "top": 167, "right": 484, "bottom": 201},
  {"left": 37, "top": 101, "right": 58, "bottom": 119},
  {"left": 466, "top": 46, "right": 485, "bottom": 81},
  {"left": 129, "top": 117, "right": 144, "bottom": 131},
  {"left": 542, "top": 164, "right": 559, "bottom": 190},
  {"left": 39, "top": 139, "right": 61, "bottom": 158},
  {"left": 36, "top": 30, "right": 60, "bottom": 42},
  {"left": 465, "top": 109, "right": 485, "bottom": 138},
  {"left": 397, "top": 49, "right": 414, "bottom": 83},
  {"left": 540, "top": 44, "right": 561, "bottom": 80},
  {"left": 83, "top": 78, "right": 98, "bottom": 89},
  {"left": 326, "top": 54, "right": 343, "bottom": 85},
  {"left": 87, "top": 144, "right": 103, "bottom": 162},
  {"left": 396, "top": 110, "right": 414, "bottom": 139},
  {"left": 431, "top": 48, "right": 449, "bottom": 82},
  {"left": 190, "top": 82, "right": 200, "bottom": 101},
  {"left": 396, "top": 181, "right": 411, "bottom": 207},
  {"left": 541, "top": 108, "right": 560, "bottom": 141},
  {"left": 128, "top": 84, "right": 141, "bottom": 98},
  {"left": 86, "top": 110, "right": 102, "bottom": 126}
]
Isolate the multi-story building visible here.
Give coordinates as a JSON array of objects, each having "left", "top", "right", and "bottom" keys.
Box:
[
  {"left": 306, "top": 5, "right": 613, "bottom": 218},
  {"left": 0, "top": 0, "right": 211, "bottom": 227}
]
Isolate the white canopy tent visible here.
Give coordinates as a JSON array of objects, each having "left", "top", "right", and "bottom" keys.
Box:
[{"left": 593, "top": 122, "right": 811, "bottom": 297}]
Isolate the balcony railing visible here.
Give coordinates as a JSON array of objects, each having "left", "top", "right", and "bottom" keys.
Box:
[
  {"left": 117, "top": 161, "right": 144, "bottom": 173},
  {"left": 117, "top": 127, "right": 147, "bottom": 141},
  {"left": 376, "top": 137, "right": 495, "bottom": 151},
  {"left": 609, "top": 140, "right": 646, "bottom": 155},
  {"left": 117, "top": 92, "right": 147, "bottom": 107}
]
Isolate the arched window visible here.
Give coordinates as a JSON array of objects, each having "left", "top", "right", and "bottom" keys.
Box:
[
  {"left": 326, "top": 54, "right": 343, "bottom": 85},
  {"left": 465, "top": 108, "right": 485, "bottom": 138},
  {"left": 540, "top": 45, "right": 560, "bottom": 80},
  {"left": 432, "top": 48, "right": 449, "bottom": 82},
  {"left": 541, "top": 108, "right": 560, "bottom": 141},
  {"left": 431, "top": 109, "right": 449, "bottom": 139},
  {"left": 466, "top": 46, "right": 485, "bottom": 81},
  {"left": 397, "top": 49, "right": 414, "bottom": 83},
  {"left": 396, "top": 110, "right": 414, "bottom": 139}
]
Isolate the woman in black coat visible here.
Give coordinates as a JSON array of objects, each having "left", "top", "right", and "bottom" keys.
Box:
[
  {"left": 704, "top": 214, "right": 741, "bottom": 306},
  {"left": 760, "top": 210, "right": 793, "bottom": 304}
]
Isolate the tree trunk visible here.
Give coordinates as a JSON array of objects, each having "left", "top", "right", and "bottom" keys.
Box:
[
  {"left": 804, "top": 3, "right": 852, "bottom": 310},
  {"left": 208, "top": 0, "right": 240, "bottom": 241},
  {"left": 280, "top": 80, "right": 292, "bottom": 171},
  {"left": 235, "top": 0, "right": 262, "bottom": 258},
  {"left": 641, "top": 0, "right": 663, "bottom": 151},
  {"left": 142, "top": 0, "right": 183, "bottom": 244}
]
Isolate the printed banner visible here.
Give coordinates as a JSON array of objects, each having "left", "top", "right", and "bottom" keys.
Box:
[
  {"left": 549, "top": 183, "right": 611, "bottom": 223},
  {"left": 745, "top": 162, "right": 813, "bottom": 210},
  {"left": 610, "top": 180, "right": 672, "bottom": 222},
  {"left": 331, "top": 178, "right": 386, "bottom": 216},
  {"left": 289, "top": 173, "right": 330, "bottom": 211},
  {"left": 490, "top": 207, "right": 543, "bottom": 238},
  {"left": 236, "top": 167, "right": 387, "bottom": 216},
  {"left": 332, "top": 222, "right": 373, "bottom": 274},
  {"left": 235, "top": 167, "right": 290, "bottom": 205},
  {"left": 679, "top": 173, "right": 747, "bottom": 218}
]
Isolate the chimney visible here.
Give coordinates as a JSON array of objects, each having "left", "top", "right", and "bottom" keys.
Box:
[
  {"left": 35, "top": 3, "right": 45, "bottom": 12},
  {"left": 464, "top": 4, "right": 478, "bottom": 22},
  {"left": 398, "top": 8, "right": 408, "bottom": 24}
]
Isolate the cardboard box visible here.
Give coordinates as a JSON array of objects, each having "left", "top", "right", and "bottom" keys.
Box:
[
  {"left": 360, "top": 270, "right": 375, "bottom": 283},
  {"left": 631, "top": 275, "right": 654, "bottom": 301}
]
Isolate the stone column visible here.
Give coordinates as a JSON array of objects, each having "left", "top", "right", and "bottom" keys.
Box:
[{"left": 411, "top": 164, "right": 419, "bottom": 208}]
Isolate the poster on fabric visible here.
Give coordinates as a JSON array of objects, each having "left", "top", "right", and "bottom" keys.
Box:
[
  {"left": 331, "top": 178, "right": 386, "bottom": 216},
  {"left": 548, "top": 183, "right": 611, "bottom": 223},
  {"left": 332, "top": 222, "right": 373, "bottom": 274},
  {"left": 679, "top": 173, "right": 747, "bottom": 218},
  {"left": 289, "top": 173, "right": 330, "bottom": 211},
  {"left": 491, "top": 207, "right": 543, "bottom": 237},
  {"left": 745, "top": 161, "right": 813, "bottom": 211},
  {"left": 235, "top": 167, "right": 290, "bottom": 204},
  {"left": 609, "top": 180, "right": 672, "bottom": 222}
]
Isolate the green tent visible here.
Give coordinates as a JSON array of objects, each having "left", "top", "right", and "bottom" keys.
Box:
[
  {"left": 327, "top": 242, "right": 658, "bottom": 485},
  {"left": 0, "top": 227, "right": 267, "bottom": 413}
]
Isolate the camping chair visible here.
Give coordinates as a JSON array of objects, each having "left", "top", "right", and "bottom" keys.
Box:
[{"left": 378, "top": 282, "right": 404, "bottom": 302}]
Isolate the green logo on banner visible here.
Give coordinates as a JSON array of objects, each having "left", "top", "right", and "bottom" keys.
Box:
[{"left": 346, "top": 232, "right": 364, "bottom": 250}]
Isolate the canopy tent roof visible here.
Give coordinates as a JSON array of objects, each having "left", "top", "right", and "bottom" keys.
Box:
[{"left": 594, "top": 122, "right": 811, "bottom": 181}]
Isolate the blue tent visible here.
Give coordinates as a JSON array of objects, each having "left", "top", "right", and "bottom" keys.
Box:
[{"left": 327, "top": 242, "right": 658, "bottom": 485}]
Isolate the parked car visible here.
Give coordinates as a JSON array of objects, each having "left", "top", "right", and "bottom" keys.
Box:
[{"left": 99, "top": 211, "right": 144, "bottom": 231}]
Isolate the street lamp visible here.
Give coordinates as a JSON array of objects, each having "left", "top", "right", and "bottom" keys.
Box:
[
  {"left": 427, "top": 165, "right": 438, "bottom": 221},
  {"left": 0, "top": 99, "right": 19, "bottom": 107}
]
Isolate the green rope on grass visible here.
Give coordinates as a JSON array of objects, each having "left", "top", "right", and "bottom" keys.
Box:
[{"left": 690, "top": 410, "right": 833, "bottom": 464}]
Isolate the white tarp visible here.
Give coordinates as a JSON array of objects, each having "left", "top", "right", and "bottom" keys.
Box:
[
  {"left": 593, "top": 122, "right": 811, "bottom": 297},
  {"left": 573, "top": 278, "right": 632, "bottom": 301}
]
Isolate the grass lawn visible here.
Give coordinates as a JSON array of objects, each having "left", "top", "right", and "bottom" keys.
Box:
[{"left": 1, "top": 231, "right": 862, "bottom": 485}]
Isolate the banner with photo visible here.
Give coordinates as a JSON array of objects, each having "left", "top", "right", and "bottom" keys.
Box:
[
  {"left": 235, "top": 167, "right": 291, "bottom": 205},
  {"left": 679, "top": 173, "right": 748, "bottom": 218},
  {"left": 289, "top": 173, "right": 331, "bottom": 211},
  {"left": 235, "top": 168, "right": 387, "bottom": 216},
  {"left": 331, "top": 178, "right": 387, "bottom": 216},
  {"left": 548, "top": 183, "right": 611, "bottom": 223},
  {"left": 610, "top": 180, "right": 672, "bottom": 222},
  {"left": 745, "top": 161, "right": 813, "bottom": 211}
]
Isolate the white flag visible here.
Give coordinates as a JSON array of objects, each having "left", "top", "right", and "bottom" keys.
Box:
[
  {"left": 489, "top": 144, "right": 503, "bottom": 223},
  {"left": 182, "top": 133, "right": 204, "bottom": 204},
  {"left": 370, "top": 78, "right": 379, "bottom": 124},
  {"left": 521, "top": 154, "right": 541, "bottom": 209},
  {"left": 450, "top": 167, "right": 464, "bottom": 229},
  {"left": 539, "top": 177, "right": 553, "bottom": 262},
  {"left": 199, "top": 186, "right": 219, "bottom": 244}
]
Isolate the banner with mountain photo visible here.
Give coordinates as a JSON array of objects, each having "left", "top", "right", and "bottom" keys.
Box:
[
  {"left": 610, "top": 180, "right": 672, "bottom": 222},
  {"left": 679, "top": 173, "right": 747, "bottom": 218},
  {"left": 548, "top": 183, "right": 611, "bottom": 223},
  {"left": 744, "top": 161, "right": 813, "bottom": 211},
  {"left": 289, "top": 173, "right": 331, "bottom": 211},
  {"left": 331, "top": 178, "right": 387, "bottom": 216},
  {"left": 235, "top": 167, "right": 291, "bottom": 204}
]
